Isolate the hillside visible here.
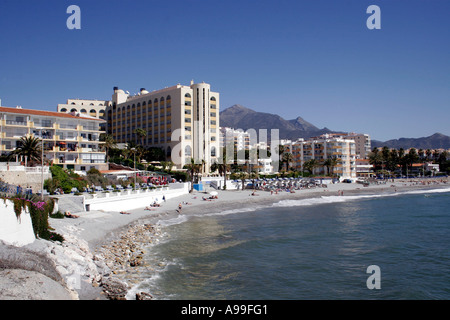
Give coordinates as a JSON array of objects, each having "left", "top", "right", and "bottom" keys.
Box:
[
  {"left": 371, "top": 133, "right": 450, "bottom": 149},
  {"left": 219, "top": 105, "right": 335, "bottom": 140}
]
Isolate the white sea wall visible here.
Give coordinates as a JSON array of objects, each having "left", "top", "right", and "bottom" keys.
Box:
[
  {"left": 84, "top": 183, "right": 190, "bottom": 212},
  {"left": 0, "top": 200, "right": 36, "bottom": 247}
]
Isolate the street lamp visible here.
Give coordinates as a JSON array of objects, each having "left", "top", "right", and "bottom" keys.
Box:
[
  {"left": 40, "top": 130, "right": 44, "bottom": 201},
  {"left": 131, "top": 147, "right": 136, "bottom": 191}
]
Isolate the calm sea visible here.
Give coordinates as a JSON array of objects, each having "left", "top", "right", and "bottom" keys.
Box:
[{"left": 127, "top": 187, "right": 450, "bottom": 300}]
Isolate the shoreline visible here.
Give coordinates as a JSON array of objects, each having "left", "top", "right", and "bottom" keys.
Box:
[{"left": 2, "top": 178, "right": 448, "bottom": 300}]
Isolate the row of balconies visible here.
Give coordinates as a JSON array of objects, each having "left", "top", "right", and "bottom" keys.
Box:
[
  {"left": 0, "top": 132, "right": 103, "bottom": 144},
  {"left": 0, "top": 144, "right": 103, "bottom": 154},
  {"left": 50, "top": 158, "right": 105, "bottom": 165},
  {"left": 1, "top": 120, "right": 102, "bottom": 132}
]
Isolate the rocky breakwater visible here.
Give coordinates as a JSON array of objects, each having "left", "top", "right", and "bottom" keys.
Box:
[
  {"left": 40, "top": 222, "right": 162, "bottom": 300},
  {"left": 94, "top": 223, "right": 163, "bottom": 300}
]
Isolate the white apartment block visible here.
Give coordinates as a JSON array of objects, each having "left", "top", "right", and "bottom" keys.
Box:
[
  {"left": 57, "top": 99, "right": 109, "bottom": 119},
  {"left": 0, "top": 106, "right": 107, "bottom": 171},
  {"left": 284, "top": 135, "right": 357, "bottom": 178},
  {"left": 105, "top": 81, "right": 220, "bottom": 173},
  {"left": 220, "top": 127, "right": 250, "bottom": 151},
  {"left": 257, "top": 158, "right": 274, "bottom": 175}
]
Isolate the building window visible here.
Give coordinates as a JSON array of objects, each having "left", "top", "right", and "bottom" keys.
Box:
[{"left": 185, "top": 145, "right": 192, "bottom": 156}]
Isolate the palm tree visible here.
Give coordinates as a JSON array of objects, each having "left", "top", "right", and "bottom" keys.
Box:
[
  {"left": 134, "top": 128, "right": 147, "bottom": 146},
  {"left": 425, "top": 149, "right": 432, "bottom": 161},
  {"left": 9, "top": 136, "right": 42, "bottom": 166},
  {"left": 282, "top": 152, "right": 294, "bottom": 172},
  {"left": 328, "top": 157, "right": 340, "bottom": 176},
  {"left": 99, "top": 133, "right": 116, "bottom": 163},
  {"left": 211, "top": 149, "right": 232, "bottom": 190},
  {"left": 368, "top": 147, "right": 383, "bottom": 171},
  {"left": 184, "top": 158, "right": 201, "bottom": 193},
  {"left": 238, "top": 171, "right": 247, "bottom": 190},
  {"left": 303, "top": 159, "right": 319, "bottom": 175}
]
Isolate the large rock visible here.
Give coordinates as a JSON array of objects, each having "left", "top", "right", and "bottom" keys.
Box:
[{"left": 0, "top": 269, "right": 76, "bottom": 300}]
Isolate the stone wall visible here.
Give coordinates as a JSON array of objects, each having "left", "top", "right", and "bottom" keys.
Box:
[{"left": 0, "top": 170, "right": 51, "bottom": 192}]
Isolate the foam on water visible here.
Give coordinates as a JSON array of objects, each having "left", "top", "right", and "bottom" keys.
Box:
[{"left": 273, "top": 187, "right": 450, "bottom": 208}]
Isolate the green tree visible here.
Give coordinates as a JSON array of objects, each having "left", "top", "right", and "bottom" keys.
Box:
[
  {"left": 99, "top": 133, "right": 116, "bottom": 163},
  {"left": 281, "top": 152, "right": 294, "bottom": 172},
  {"left": 211, "top": 147, "right": 232, "bottom": 190},
  {"left": 323, "top": 156, "right": 340, "bottom": 176},
  {"left": 134, "top": 128, "right": 147, "bottom": 146},
  {"left": 184, "top": 158, "right": 202, "bottom": 193},
  {"left": 368, "top": 147, "right": 383, "bottom": 172},
  {"left": 303, "top": 159, "right": 320, "bottom": 175},
  {"left": 9, "top": 136, "right": 42, "bottom": 166}
]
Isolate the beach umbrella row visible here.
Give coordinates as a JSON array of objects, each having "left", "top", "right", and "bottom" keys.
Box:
[{"left": 232, "top": 177, "right": 330, "bottom": 191}]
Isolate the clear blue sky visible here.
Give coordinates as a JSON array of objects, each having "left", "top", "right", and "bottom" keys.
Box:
[{"left": 0, "top": 0, "right": 449, "bottom": 141}]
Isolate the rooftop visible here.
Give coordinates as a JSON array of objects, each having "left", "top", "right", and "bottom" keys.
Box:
[{"left": 0, "top": 106, "right": 105, "bottom": 122}]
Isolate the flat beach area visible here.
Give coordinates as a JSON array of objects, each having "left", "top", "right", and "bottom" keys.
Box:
[{"left": 1, "top": 178, "right": 448, "bottom": 300}]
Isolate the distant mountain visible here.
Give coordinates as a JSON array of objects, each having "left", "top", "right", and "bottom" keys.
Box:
[
  {"left": 220, "top": 105, "right": 336, "bottom": 140},
  {"left": 220, "top": 105, "right": 450, "bottom": 150},
  {"left": 371, "top": 133, "right": 450, "bottom": 150}
]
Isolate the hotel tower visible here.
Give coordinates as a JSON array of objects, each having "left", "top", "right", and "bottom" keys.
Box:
[{"left": 105, "top": 81, "right": 220, "bottom": 173}]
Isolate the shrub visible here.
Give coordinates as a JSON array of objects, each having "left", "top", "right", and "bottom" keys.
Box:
[{"left": 5, "top": 195, "right": 64, "bottom": 243}]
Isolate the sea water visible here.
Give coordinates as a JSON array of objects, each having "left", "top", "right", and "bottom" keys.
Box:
[{"left": 127, "top": 188, "right": 450, "bottom": 300}]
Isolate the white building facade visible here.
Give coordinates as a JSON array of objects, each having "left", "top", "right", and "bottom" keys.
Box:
[
  {"left": 105, "top": 81, "right": 220, "bottom": 173},
  {"left": 0, "top": 106, "right": 107, "bottom": 171}
]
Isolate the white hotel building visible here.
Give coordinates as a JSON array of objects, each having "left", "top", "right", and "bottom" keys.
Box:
[{"left": 105, "top": 81, "right": 221, "bottom": 173}]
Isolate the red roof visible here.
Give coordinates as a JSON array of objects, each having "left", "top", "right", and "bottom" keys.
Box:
[{"left": 0, "top": 106, "right": 104, "bottom": 122}]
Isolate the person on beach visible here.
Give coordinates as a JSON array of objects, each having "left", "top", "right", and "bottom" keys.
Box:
[
  {"left": 176, "top": 203, "right": 182, "bottom": 213},
  {"left": 65, "top": 211, "right": 79, "bottom": 219}
]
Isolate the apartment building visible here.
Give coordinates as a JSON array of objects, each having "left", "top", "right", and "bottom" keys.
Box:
[
  {"left": 310, "top": 132, "right": 371, "bottom": 159},
  {"left": 284, "top": 135, "right": 357, "bottom": 178},
  {"left": 0, "top": 106, "right": 107, "bottom": 171},
  {"left": 347, "top": 132, "right": 371, "bottom": 159},
  {"left": 220, "top": 127, "right": 250, "bottom": 151},
  {"left": 57, "top": 99, "right": 109, "bottom": 119},
  {"left": 105, "top": 81, "right": 220, "bottom": 173}
]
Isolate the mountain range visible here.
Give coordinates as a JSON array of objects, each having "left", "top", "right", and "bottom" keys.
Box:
[
  {"left": 371, "top": 133, "right": 450, "bottom": 150},
  {"left": 219, "top": 104, "right": 337, "bottom": 140},
  {"left": 220, "top": 104, "right": 450, "bottom": 150}
]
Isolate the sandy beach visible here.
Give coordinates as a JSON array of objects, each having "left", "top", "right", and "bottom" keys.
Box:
[{"left": 1, "top": 178, "right": 448, "bottom": 300}]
